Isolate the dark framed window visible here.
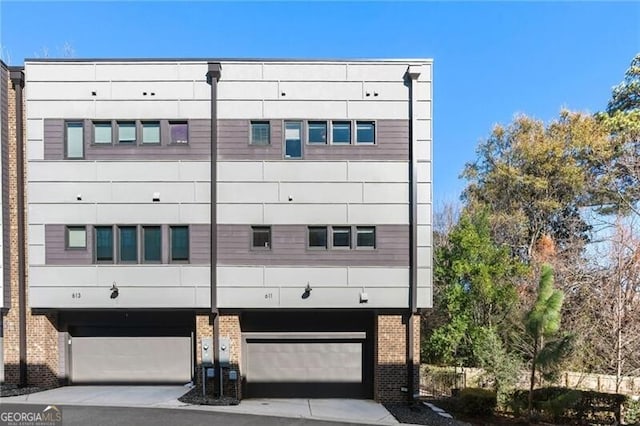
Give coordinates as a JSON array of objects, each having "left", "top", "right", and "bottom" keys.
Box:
[
  {"left": 142, "top": 121, "right": 161, "bottom": 144},
  {"left": 65, "top": 122, "right": 84, "bottom": 159},
  {"left": 169, "top": 121, "right": 188, "bottom": 144},
  {"left": 284, "top": 121, "right": 302, "bottom": 159},
  {"left": 250, "top": 121, "right": 270, "bottom": 145},
  {"left": 66, "top": 226, "right": 87, "bottom": 249},
  {"left": 170, "top": 226, "right": 189, "bottom": 262},
  {"left": 93, "top": 122, "right": 113, "bottom": 144},
  {"left": 118, "top": 121, "right": 137, "bottom": 144},
  {"left": 332, "top": 227, "right": 351, "bottom": 249},
  {"left": 95, "top": 226, "right": 114, "bottom": 262},
  {"left": 119, "top": 226, "right": 138, "bottom": 262},
  {"left": 308, "top": 121, "right": 327, "bottom": 144},
  {"left": 251, "top": 226, "right": 271, "bottom": 250},
  {"left": 332, "top": 121, "right": 351, "bottom": 144},
  {"left": 308, "top": 226, "right": 327, "bottom": 249},
  {"left": 356, "top": 121, "right": 375, "bottom": 144},
  {"left": 356, "top": 226, "right": 376, "bottom": 248},
  {"left": 143, "top": 226, "right": 162, "bottom": 262}
]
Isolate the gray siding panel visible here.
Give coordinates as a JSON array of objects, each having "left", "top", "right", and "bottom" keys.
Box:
[
  {"left": 1, "top": 65, "right": 10, "bottom": 307},
  {"left": 43, "top": 119, "right": 408, "bottom": 161},
  {"left": 217, "top": 224, "right": 408, "bottom": 267},
  {"left": 44, "top": 223, "right": 407, "bottom": 266},
  {"left": 218, "top": 119, "right": 283, "bottom": 160},
  {"left": 190, "top": 224, "right": 210, "bottom": 264},
  {"left": 44, "top": 119, "right": 211, "bottom": 160},
  {"left": 45, "top": 224, "right": 93, "bottom": 265},
  {"left": 218, "top": 119, "right": 408, "bottom": 161},
  {"left": 45, "top": 224, "right": 210, "bottom": 265},
  {"left": 44, "top": 119, "right": 64, "bottom": 159}
]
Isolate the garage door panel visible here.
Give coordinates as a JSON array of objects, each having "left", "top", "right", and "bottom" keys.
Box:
[
  {"left": 247, "top": 342, "right": 362, "bottom": 383},
  {"left": 71, "top": 336, "right": 191, "bottom": 383}
]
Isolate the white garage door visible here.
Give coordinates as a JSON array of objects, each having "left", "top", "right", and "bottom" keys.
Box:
[
  {"left": 243, "top": 332, "right": 368, "bottom": 398},
  {"left": 71, "top": 336, "right": 191, "bottom": 383}
]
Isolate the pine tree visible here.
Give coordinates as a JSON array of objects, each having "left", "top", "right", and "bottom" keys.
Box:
[{"left": 525, "top": 264, "right": 573, "bottom": 417}]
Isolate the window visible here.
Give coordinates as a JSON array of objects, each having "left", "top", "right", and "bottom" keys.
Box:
[
  {"left": 251, "top": 226, "right": 271, "bottom": 250},
  {"left": 118, "top": 121, "right": 136, "bottom": 144},
  {"left": 332, "top": 121, "right": 351, "bottom": 144},
  {"left": 356, "top": 121, "right": 375, "bottom": 144},
  {"left": 143, "top": 226, "right": 162, "bottom": 262},
  {"left": 142, "top": 121, "right": 161, "bottom": 144},
  {"left": 250, "top": 121, "right": 270, "bottom": 145},
  {"left": 66, "top": 122, "right": 84, "bottom": 159},
  {"left": 332, "top": 227, "right": 351, "bottom": 249},
  {"left": 284, "top": 121, "right": 302, "bottom": 159},
  {"left": 66, "top": 226, "right": 87, "bottom": 249},
  {"left": 119, "top": 226, "right": 138, "bottom": 262},
  {"left": 169, "top": 121, "right": 188, "bottom": 144},
  {"left": 170, "top": 226, "right": 189, "bottom": 262},
  {"left": 95, "top": 226, "right": 114, "bottom": 262},
  {"left": 308, "top": 121, "right": 327, "bottom": 144},
  {"left": 94, "top": 122, "right": 112, "bottom": 144},
  {"left": 308, "top": 227, "right": 327, "bottom": 249},
  {"left": 356, "top": 226, "right": 376, "bottom": 248}
]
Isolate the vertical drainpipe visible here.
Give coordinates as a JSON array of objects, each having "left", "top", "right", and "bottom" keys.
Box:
[
  {"left": 9, "top": 68, "right": 26, "bottom": 387},
  {"left": 406, "top": 65, "right": 421, "bottom": 404},
  {"left": 206, "top": 62, "right": 222, "bottom": 395}
]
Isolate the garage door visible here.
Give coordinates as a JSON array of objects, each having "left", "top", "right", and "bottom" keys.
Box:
[
  {"left": 70, "top": 335, "right": 192, "bottom": 384},
  {"left": 243, "top": 332, "right": 369, "bottom": 398}
]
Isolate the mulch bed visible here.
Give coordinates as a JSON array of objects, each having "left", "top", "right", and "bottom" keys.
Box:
[
  {"left": 178, "top": 386, "right": 239, "bottom": 406},
  {"left": 384, "top": 401, "right": 471, "bottom": 426},
  {"left": 1, "top": 384, "right": 50, "bottom": 398}
]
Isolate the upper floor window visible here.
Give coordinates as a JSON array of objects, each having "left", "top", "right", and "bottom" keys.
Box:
[
  {"left": 308, "top": 226, "right": 328, "bottom": 249},
  {"left": 356, "top": 121, "right": 375, "bottom": 144},
  {"left": 170, "top": 226, "right": 189, "bottom": 262},
  {"left": 118, "top": 226, "right": 138, "bottom": 262},
  {"left": 284, "top": 121, "right": 302, "bottom": 159},
  {"left": 250, "top": 121, "right": 270, "bottom": 145},
  {"left": 356, "top": 226, "right": 376, "bottom": 249},
  {"left": 142, "top": 121, "right": 161, "bottom": 144},
  {"left": 65, "top": 122, "right": 84, "bottom": 159},
  {"left": 251, "top": 226, "right": 271, "bottom": 250},
  {"left": 94, "top": 122, "right": 113, "bottom": 144},
  {"left": 118, "top": 121, "right": 136, "bottom": 144},
  {"left": 143, "top": 226, "right": 162, "bottom": 262},
  {"left": 332, "top": 226, "right": 351, "bottom": 249},
  {"left": 332, "top": 121, "right": 351, "bottom": 145},
  {"left": 169, "top": 121, "right": 188, "bottom": 144},
  {"left": 66, "top": 226, "right": 87, "bottom": 249},
  {"left": 308, "top": 121, "right": 327, "bottom": 144},
  {"left": 95, "top": 226, "right": 114, "bottom": 262}
]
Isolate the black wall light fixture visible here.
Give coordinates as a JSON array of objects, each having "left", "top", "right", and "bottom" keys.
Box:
[
  {"left": 301, "top": 282, "right": 312, "bottom": 299},
  {"left": 110, "top": 283, "right": 119, "bottom": 299}
]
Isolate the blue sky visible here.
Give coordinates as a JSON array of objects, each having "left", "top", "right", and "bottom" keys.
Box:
[{"left": 1, "top": 1, "right": 638, "bottom": 207}]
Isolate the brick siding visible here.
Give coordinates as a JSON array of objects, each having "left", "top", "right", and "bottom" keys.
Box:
[
  {"left": 2, "top": 73, "right": 59, "bottom": 387},
  {"left": 375, "top": 314, "right": 420, "bottom": 403}
]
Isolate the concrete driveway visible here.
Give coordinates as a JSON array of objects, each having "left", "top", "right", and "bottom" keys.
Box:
[
  {"left": 1, "top": 385, "right": 189, "bottom": 407},
  {"left": 1, "top": 386, "right": 399, "bottom": 425}
]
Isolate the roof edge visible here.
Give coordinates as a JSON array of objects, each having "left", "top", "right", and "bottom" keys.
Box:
[{"left": 23, "top": 57, "right": 433, "bottom": 64}]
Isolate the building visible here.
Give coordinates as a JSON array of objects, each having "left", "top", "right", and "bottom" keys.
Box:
[{"left": 2, "top": 58, "right": 432, "bottom": 402}]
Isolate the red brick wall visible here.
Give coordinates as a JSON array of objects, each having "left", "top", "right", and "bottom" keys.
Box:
[
  {"left": 375, "top": 314, "right": 420, "bottom": 403},
  {"left": 2, "top": 73, "right": 59, "bottom": 387}
]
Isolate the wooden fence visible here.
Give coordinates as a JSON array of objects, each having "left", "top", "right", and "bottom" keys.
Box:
[{"left": 420, "top": 364, "right": 640, "bottom": 396}]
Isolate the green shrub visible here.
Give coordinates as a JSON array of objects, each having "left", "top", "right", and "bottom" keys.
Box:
[
  {"left": 624, "top": 397, "right": 640, "bottom": 425},
  {"left": 457, "top": 387, "right": 497, "bottom": 416},
  {"left": 510, "top": 387, "right": 630, "bottom": 424}
]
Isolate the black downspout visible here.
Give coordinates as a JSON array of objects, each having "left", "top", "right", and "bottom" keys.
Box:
[
  {"left": 406, "top": 67, "right": 421, "bottom": 404},
  {"left": 206, "top": 62, "right": 222, "bottom": 396},
  {"left": 10, "top": 68, "right": 26, "bottom": 387}
]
